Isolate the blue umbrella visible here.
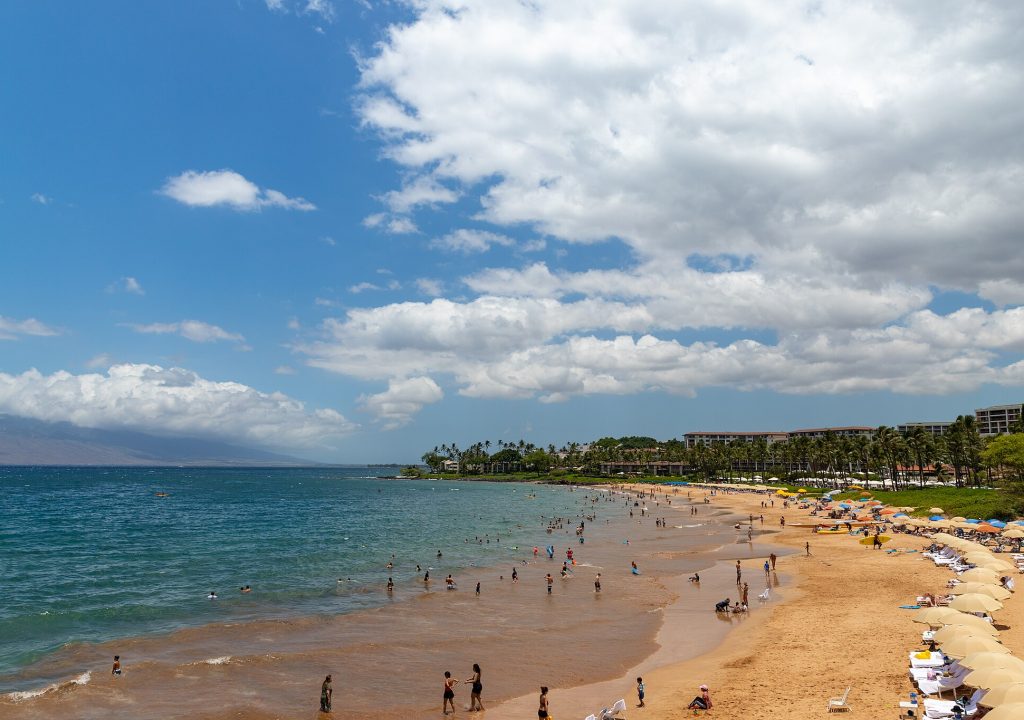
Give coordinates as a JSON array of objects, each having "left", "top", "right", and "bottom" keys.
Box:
[
  {"left": 893, "top": 513, "right": 908, "bottom": 518},
  {"left": 839, "top": 503, "right": 852, "bottom": 509},
  {"left": 929, "top": 515, "right": 944, "bottom": 521},
  {"left": 965, "top": 519, "right": 981, "bottom": 524},
  {"left": 988, "top": 520, "right": 1007, "bottom": 528}
]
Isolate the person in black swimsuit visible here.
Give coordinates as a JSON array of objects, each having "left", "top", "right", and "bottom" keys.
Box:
[
  {"left": 538, "top": 686, "right": 549, "bottom": 718},
  {"left": 466, "top": 663, "right": 483, "bottom": 711}
]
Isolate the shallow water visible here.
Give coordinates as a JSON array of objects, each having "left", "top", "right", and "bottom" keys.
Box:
[{"left": 0, "top": 471, "right": 748, "bottom": 719}]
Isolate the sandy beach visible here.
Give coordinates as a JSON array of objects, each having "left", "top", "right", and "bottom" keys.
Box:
[{"left": 484, "top": 484, "right": 1017, "bottom": 720}]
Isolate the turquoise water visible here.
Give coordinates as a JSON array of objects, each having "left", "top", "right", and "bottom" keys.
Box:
[{"left": 0, "top": 467, "right": 586, "bottom": 688}]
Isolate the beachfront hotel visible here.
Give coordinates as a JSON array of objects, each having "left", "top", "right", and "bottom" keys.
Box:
[
  {"left": 896, "top": 422, "right": 953, "bottom": 436},
  {"left": 975, "top": 403, "right": 1024, "bottom": 436},
  {"left": 683, "top": 431, "right": 788, "bottom": 448}
]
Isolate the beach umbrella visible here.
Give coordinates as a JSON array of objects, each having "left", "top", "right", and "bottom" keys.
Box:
[
  {"left": 964, "top": 552, "right": 999, "bottom": 564},
  {"left": 976, "top": 524, "right": 1002, "bottom": 534},
  {"left": 959, "top": 653, "right": 1024, "bottom": 672},
  {"left": 932, "top": 532, "right": 962, "bottom": 544},
  {"left": 952, "top": 516, "right": 967, "bottom": 522},
  {"left": 939, "top": 635, "right": 1008, "bottom": 659},
  {"left": 838, "top": 503, "right": 852, "bottom": 509},
  {"left": 966, "top": 668, "right": 1024, "bottom": 689},
  {"left": 930, "top": 520, "right": 952, "bottom": 529},
  {"left": 942, "top": 614, "right": 1001, "bottom": 636},
  {"left": 930, "top": 507, "right": 945, "bottom": 514},
  {"left": 989, "top": 520, "right": 1008, "bottom": 528},
  {"left": 930, "top": 514, "right": 945, "bottom": 521},
  {"left": 949, "top": 583, "right": 1012, "bottom": 601},
  {"left": 975, "top": 702, "right": 1024, "bottom": 719},
  {"left": 966, "top": 519, "right": 982, "bottom": 524},
  {"left": 933, "top": 626, "right": 999, "bottom": 645},
  {"left": 893, "top": 512, "right": 909, "bottom": 518},
  {"left": 866, "top": 500, "right": 882, "bottom": 506},
  {"left": 914, "top": 607, "right": 963, "bottom": 625},
  {"left": 860, "top": 491, "right": 872, "bottom": 497},
  {"left": 977, "top": 559, "right": 1016, "bottom": 573},
  {"left": 979, "top": 683, "right": 1024, "bottom": 707},
  {"left": 880, "top": 507, "right": 899, "bottom": 515},
  {"left": 949, "top": 593, "right": 1003, "bottom": 614},
  {"left": 961, "top": 568, "right": 1003, "bottom": 584}
]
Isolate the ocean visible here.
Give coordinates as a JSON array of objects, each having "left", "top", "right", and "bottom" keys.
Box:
[
  {"left": 0, "top": 467, "right": 591, "bottom": 691},
  {"left": 0, "top": 467, "right": 749, "bottom": 719}
]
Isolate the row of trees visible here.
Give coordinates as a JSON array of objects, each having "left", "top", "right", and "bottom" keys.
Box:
[{"left": 422, "top": 416, "right": 1024, "bottom": 490}]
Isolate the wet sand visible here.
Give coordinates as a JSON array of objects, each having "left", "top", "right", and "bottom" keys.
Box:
[{"left": 0, "top": 488, "right": 761, "bottom": 719}]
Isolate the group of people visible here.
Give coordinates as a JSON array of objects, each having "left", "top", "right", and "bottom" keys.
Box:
[{"left": 441, "top": 664, "right": 485, "bottom": 714}]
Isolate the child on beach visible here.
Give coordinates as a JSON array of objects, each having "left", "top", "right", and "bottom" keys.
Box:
[
  {"left": 546, "top": 574, "right": 553, "bottom": 593},
  {"left": 112, "top": 656, "right": 121, "bottom": 676},
  {"left": 686, "top": 684, "right": 712, "bottom": 711},
  {"left": 637, "top": 676, "right": 645, "bottom": 707}
]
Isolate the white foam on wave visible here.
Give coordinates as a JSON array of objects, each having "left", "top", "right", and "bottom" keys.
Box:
[
  {"left": 202, "top": 656, "right": 232, "bottom": 665},
  {"left": 4, "top": 671, "right": 91, "bottom": 703}
]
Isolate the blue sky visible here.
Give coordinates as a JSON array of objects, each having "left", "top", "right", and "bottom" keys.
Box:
[{"left": 2, "top": 1, "right": 1023, "bottom": 462}]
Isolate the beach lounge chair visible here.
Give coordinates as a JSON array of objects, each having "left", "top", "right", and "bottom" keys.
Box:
[
  {"left": 598, "top": 698, "right": 627, "bottom": 719},
  {"left": 909, "top": 651, "right": 948, "bottom": 668},
  {"left": 758, "top": 588, "right": 770, "bottom": 603},
  {"left": 922, "top": 689, "right": 981, "bottom": 718},
  {"left": 915, "top": 669, "right": 967, "bottom": 696},
  {"left": 827, "top": 687, "right": 851, "bottom": 712}
]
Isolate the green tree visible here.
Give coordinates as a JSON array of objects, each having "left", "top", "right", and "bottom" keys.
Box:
[{"left": 982, "top": 433, "right": 1024, "bottom": 493}]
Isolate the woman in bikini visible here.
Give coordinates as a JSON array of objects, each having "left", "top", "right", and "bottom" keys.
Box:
[
  {"left": 538, "top": 686, "right": 550, "bottom": 718},
  {"left": 466, "top": 663, "right": 483, "bottom": 711}
]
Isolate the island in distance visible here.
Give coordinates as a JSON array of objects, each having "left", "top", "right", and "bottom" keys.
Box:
[{"left": 0, "top": 414, "right": 315, "bottom": 466}]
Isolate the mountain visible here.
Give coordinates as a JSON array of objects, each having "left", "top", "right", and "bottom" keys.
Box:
[{"left": 0, "top": 415, "right": 314, "bottom": 466}]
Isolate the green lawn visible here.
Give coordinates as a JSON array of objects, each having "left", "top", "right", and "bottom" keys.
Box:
[{"left": 830, "top": 487, "right": 1018, "bottom": 520}]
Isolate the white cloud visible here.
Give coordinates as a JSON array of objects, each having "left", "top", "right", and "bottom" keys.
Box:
[
  {"left": 0, "top": 316, "right": 59, "bottom": 341},
  {"left": 382, "top": 176, "right": 458, "bottom": 213},
  {"left": 431, "top": 229, "right": 515, "bottom": 254},
  {"left": 274, "top": 365, "right": 297, "bottom": 375},
  {"left": 126, "top": 320, "right": 245, "bottom": 344},
  {"left": 362, "top": 213, "right": 418, "bottom": 234},
  {"left": 349, "top": 282, "right": 381, "bottom": 293},
  {"left": 106, "top": 276, "right": 145, "bottom": 295},
  {"left": 359, "top": 376, "right": 443, "bottom": 429},
  {"left": 85, "top": 353, "right": 114, "bottom": 369},
  {"left": 30, "top": 193, "right": 52, "bottom": 205},
  {"left": 0, "top": 364, "right": 355, "bottom": 449},
  {"left": 305, "top": 0, "right": 335, "bottom": 22},
  {"left": 287, "top": 316, "right": 301, "bottom": 330},
  {"left": 320, "top": 236, "right": 337, "bottom": 246},
  {"left": 415, "top": 278, "right": 444, "bottom": 297},
  {"left": 160, "top": 170, "right": 315, "bottom": 212},
  {"left": 265, "top": 0, "right": 286, "bottom": 10}
]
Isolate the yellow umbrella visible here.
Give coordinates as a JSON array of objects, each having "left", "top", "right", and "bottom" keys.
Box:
[
  {"left": 1002, "top": 528, "right": 1024, "bottom": 539},
  {"left": 959, "top": 653, "right": 1024, "bottom": 671},
  {"left": 950, "top": 583, "right": 1012, "bottom": 601},
  {"left": 932, "top": 625, "right": 998, "bottom": 644},
  {"left": 965, "top": 668, "right": 1024, "bottom": 689},
  {"left": 965, "top": 551, "right": 998, "bottom": 563},
  {"left": 930, "top": 507, "right": 945, "bottom": 514},
  {"left": 939, "top": 635, "right": 1008, "bottom": 659},
  {"left": 961, "top": 568, "right": 1003, "bottom": 584},
  {"left": 932, "top": 532, "right": 963, "bottom": 544},
  {"left": 798, "top": 488, "right": 806, "bottom": 493},
  {"left": 914, "top": 607, "right": 963, "bottom": 625},
  {"left": 930, "top": 520, "right": 952, "bottom": 529},
  {"left": 977, "top": 702, "right": 1024, "bottom": 719},
  {"left": 978, "top": 559, "right": 1016, "bottom": 573},
  {"left": 949, "top": 593, "right": 1003, "bottom": 614},
  {"left": 979, "top": 683, "right": 1024, "bottom": 708},
  {"left": 952, "top": 516, "right": 967, "bottom": 522}
]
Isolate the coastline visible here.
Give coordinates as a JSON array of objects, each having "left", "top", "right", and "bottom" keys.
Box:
[{"left": 479, "top": 484, "right": 969, "bottom": 720}]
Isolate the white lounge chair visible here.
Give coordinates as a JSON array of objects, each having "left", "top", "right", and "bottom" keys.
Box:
[
  {"left": 910, "top": 652, "right": 948, "bottom": 668},
  {"left": 758, "top": 588, "right": 770, "bottom": 603},
  {"left": 827, "top": 687, "right": 851, "bottom": 712},
  {"left": 598, "top": 698, "right": 627, "bottom": 719},
  {"left": 923, "top": 688, "right": 981, "bottom": 718}
]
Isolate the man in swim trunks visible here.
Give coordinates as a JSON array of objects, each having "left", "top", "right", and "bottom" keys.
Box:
[
  {"left": 595, "top": 573, "right": 601, "bottom": 592},
  {"left": 320, "top": 674, "right": 332, "bottom": 712}
]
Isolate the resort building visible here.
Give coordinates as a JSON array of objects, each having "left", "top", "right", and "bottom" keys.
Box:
[
  {"left": 787, "top": 426, "right": 875, "bottom": 440},
  {"left": 975, "top": 404, "right": 1024, "bottom": 436},
  {"left": 683, "top": 431, "right": 788, "bottom": 448},
  {"left": 896, "top": 422, "right": 953, "bottom": 437}
]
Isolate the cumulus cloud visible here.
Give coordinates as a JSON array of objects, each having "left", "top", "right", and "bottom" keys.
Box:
[
  {"left": 304, "top": 0, "right": 1024, "bottom": 418},
  {"left": 431, "top": 229, "right": 516, "bottom": 254},
  {"left": 106, "top": 276, "right": 145, "bottom": 295},
  {"left": 0, "top": 364, "right": 355, "bottom": 449},
  {"left": 126, "top": 320, "right": 245, "bottom": 344},
  {"left": 160, "top": 170, "right": 315, "bottom": 212},
  {"left": 0, "top": 316, "right": 59, "bottom": 340},
  {"left": 359, "top": 376, "right": 443, "bottom": 429}
]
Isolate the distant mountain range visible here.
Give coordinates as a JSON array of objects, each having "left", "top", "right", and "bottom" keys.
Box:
[{"left": 0, "top": 415, "right": 315, "bottom": 466}]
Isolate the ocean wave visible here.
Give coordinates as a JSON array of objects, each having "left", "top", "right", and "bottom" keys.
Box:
[
  {"left": 4, "top": 671, "right": 91, "bottom": 702},
  {"left": 190, "top": 656, "right": 232, "bottom": 666}
]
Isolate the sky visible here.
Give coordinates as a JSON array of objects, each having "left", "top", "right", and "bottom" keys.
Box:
[{"left": 1, "top": 0, "right": 1023, "bottom": 463}]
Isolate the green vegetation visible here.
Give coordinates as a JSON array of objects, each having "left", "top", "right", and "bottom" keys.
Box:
[{"left": 832, "top": 487, "right": 1019, "bottom": 521}]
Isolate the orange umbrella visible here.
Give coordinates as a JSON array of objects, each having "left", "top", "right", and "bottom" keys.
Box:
[{"left": 880, "top": 508, "right": 899, "bottom": 515}]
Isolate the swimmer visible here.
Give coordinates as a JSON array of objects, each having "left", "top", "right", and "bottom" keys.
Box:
[
  {"left": 424, "top": 570, "right": 430, "bottom": 583},
  {"left": 240, "top": 585, "right": 252, "bottom": 593},
  {"left": 386, "top": 561, "right": 393, "bottom": 569},
  {"left": 437, "top": 550, "right": 443, "bottom": 558},
  {"left": 208, "top": 591, "right": 217, "bottom": 599},
  {"left": 387, "top": 577, "right": 394, "bottom": 592}
]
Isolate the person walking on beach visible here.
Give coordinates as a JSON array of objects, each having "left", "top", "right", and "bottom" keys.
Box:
[
  {"left": 442, "top": 671, "right": 459, "bottom": 714},
  {"left": 595, "top": 573, "right": 602, "bottom": 593},
  {"left": 546, "top": 573, "right": 553, "bottom": 594},
  {"left": 806, "top": 541, "right": 811, "bottom": 556},
  {"left": 320, "top": 674, "right": 333, "bottom": 713},
  {"left": 735, "top": 560, "right": 742, "bottom": 584},
  {"left": 475, "top": 581, "right": 481, "bottom": 595},
  {"left": 769, "top": 552, "right": 776, "bottom": 570},
  {"left": 742, "top": 582, "right": 749, "bottom": 607},
  {"left": 780, "top": 516, "right": 785, "bottom": 527},
  {"left": 538, "top": 686, "right": 550, "bottom": 718},
  {"left": 636, "top": 676, "right": 646, "bottom": 708},
  {"left": 466, "top": 663, "right": 484, "bottom": 711},
  {"left": 763, "top": 560, "right": 770, "bottom": 577}
]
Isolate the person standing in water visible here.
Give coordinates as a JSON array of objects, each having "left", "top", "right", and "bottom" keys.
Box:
[
  {"left": 466, "top": 663, "right": 484, "bottom": 711},
  {"left": 512, "top": 567, "right": 518, "bottom": 583},
  {"left": 320, "top": 674, "right": 333, "bottom": 713},
  {"left": 594, "top": 573, "right": 602, "bottom": 593},
  {"left": 546, "top": 573, "right": 553, "bottom": 594},
  {"left": 442, "top": 671, "right": 458, "bottom": 715},
  {"left": 111, "top": 655, "right": 122, "bottom": 676}
]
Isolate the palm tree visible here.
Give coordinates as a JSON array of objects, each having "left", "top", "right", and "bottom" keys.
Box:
[{"left": 904, "top": 427, "right": 931, "bottom": 488}]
